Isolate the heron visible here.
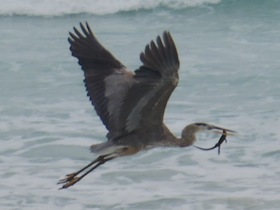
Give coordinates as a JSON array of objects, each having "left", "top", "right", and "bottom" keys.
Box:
[{"left": 58, "top": 22, "right": 236, "bottom": 189}]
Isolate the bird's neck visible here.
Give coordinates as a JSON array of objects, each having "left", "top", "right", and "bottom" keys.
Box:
[{"left": 180, "top": 133, "right": 196, "bottom": 147}]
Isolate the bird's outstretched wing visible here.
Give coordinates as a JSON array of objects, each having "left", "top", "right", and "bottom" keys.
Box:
[{"left": 69, "top": 22, "right": 179, "bottom": 139}]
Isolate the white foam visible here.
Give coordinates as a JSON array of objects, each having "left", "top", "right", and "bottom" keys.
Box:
[{"left": 0, "top": 0, "right": 221, "bottom": 16}]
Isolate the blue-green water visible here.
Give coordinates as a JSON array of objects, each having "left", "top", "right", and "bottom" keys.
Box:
[{"left": 0, "top": 0, "right": 280, "bottom": 209}]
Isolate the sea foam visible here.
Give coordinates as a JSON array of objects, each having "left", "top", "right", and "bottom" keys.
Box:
[{"left": 0, "top": 0, "right": 221, "bottom": 16}]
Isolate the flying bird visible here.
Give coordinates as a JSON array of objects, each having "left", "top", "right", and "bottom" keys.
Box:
[{"left": 58, "top": 22, "right": 236, "bottom": 189}]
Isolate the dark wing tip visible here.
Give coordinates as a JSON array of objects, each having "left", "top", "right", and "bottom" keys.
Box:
[
  {"left": 68, "top": 22, "right": 93, "bottom": 40},
  {"left": 162, "top": 31, "right": 179, "bottom": 66},
  {"left": 78, "top": 21, "right": 94, "bottom": 38},
  {"left": 139, "top": 30, "right": 180, "bottom": 75}
]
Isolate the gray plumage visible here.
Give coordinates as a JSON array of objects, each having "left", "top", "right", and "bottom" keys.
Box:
[{"left": 58, "top": 22, "right": 236, "bottom": 189}]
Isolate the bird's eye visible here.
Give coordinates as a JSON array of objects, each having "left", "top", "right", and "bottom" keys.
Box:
[{"left": 195, "top": 123, "right": 207, "bottom": 126}]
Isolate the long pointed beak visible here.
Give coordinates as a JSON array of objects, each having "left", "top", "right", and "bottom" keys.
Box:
[{"left": 208, "top": 124, "right": 237, "bottom": 136}]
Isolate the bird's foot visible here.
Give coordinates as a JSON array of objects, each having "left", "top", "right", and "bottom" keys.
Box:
[
  {"left": 57, "top": 172, "right": 81, "bottom": 189},
  {"left": 58, "top": 176, "right": 81, "bottom": 189},
  {"left": 57, "top": 172, "right": 77, "bottom": 184}
]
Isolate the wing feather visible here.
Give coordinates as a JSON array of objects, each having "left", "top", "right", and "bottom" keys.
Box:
[
  {"left": 68, "top": 22, "right": 128, "bottom": 133},
  {"left": 69, "top": 23, "right": 180, "bottom": 140},
  {"left": 125, "top": 31, "right": 180, "bottom": 132}
]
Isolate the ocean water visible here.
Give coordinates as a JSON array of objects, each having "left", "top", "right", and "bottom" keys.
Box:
[{"left": 0, "top": 0, "right": 280, "bottom": 209}]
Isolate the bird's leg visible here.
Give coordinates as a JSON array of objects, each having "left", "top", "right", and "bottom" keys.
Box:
[
  {"left": 58, "top": 155, "right": 115, "bottom": 189},
  {"left": 61, "top": 156, "right": 115, "bottom": 189},
  {"left": 58, "top": 155, "right": 104, "bottom": 184}
]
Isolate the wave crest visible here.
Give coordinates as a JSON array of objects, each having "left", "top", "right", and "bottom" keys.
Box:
[{"left": 1, "top": 0, "right": 221, "bottom": 16}]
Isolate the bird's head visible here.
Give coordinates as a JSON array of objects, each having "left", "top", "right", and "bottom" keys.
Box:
[{"left": 180, "top": 122, "right": 236, "bottom": 147}]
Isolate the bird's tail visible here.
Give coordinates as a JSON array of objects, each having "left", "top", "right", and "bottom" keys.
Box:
[{"left": 90, "top": 141, "right": 127, "bottom": 157}]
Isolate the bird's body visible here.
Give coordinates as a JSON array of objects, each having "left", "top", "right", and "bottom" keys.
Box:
[
  {"left": 58, "top": 22, "right": 236, "bottom": 189},
  {"left": 90, "top": 123, "right": 179, "bottom": 156}
]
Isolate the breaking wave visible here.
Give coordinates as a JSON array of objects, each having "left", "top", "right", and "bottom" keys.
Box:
[{"left": 0, "top": 0, "right": 222, "bottom": 16}]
